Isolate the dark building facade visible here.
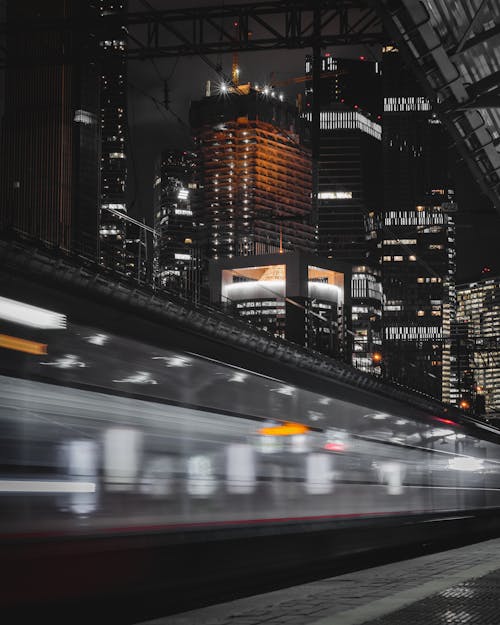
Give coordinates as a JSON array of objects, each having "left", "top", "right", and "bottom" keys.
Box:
[
  {"left": 0, "top": 1, "right": 100, "bottom": 257},
  {"left": 442, "top": 320, "right": 476, "bottom": 411},
  {"left": 153, "top": 150, "right": 201, "bottom": 296},
  {"left": 380, "top": 48, "right": 456, "bottom": 399},
  {"left": 190, "top": 86, "right": 316, "bottom": 261},
  {"left": 457, "top": 277, "right": 500, "bottom": 417},
  {"left": 98, "top": 0, "right": 128, "bottom": 272},
  {"left": 304, "top": 56, "right": 382, "bottom": 263}
]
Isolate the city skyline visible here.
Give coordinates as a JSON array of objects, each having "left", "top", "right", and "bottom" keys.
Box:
[
  {"left": 125, "top": 49, "right": 499, "bottom": 283},
  {"left": 0, "top": 1, "right": 498, "bottom": 409}
]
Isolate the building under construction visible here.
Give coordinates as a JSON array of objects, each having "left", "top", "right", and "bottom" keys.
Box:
[{"left": 189, "top": 85, "right": 316, "bottom": 261}]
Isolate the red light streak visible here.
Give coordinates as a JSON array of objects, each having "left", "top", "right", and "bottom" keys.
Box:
[
  {"left": 324, "top": 441, "right": 346, "bottom": 452},
  {"left": 435, "top": 417, "right": 457, "bottom": 426}
]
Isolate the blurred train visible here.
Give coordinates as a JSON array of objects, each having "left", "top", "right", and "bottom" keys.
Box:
[{"left": 2, "top": 291, "right": 500, "bottom": 537}]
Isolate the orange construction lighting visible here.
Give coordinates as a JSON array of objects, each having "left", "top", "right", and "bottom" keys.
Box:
[
  {"left": 259, "top": 421, "right": 309, "bottom": 436},
  {"left": 0, "top": 334, "right": 48, "bottom": 355}
]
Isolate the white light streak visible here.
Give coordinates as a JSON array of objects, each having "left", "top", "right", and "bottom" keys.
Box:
[
  {"left": 113, "top": 371, "right": 158, "bottom": 384},
  {"left": 448, "top": 457, "right": 484, "bottom": 472},
  {"left": 41, "top": 354, "right": 86, "bottom": 369},
  {"left": 152, "top": 356, "right": 191, "bottom": 368},
  {"left": 85, "top": 333, "right": 109, "bottom": 346},
  {"left": 271, "top": 385, "right": 295, "bottom": 396},
  {"left": 0, "top": 480, "right": 96, "bottom": 493},
  {"left": 0, "top": 296, "right": 67, "bottom": 330}
]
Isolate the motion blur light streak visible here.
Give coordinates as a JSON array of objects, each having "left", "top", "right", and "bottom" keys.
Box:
[
  {"left": 259, "top": 422, "right": 310, "bottom": 436},
  {"left": 0, "top": 295, "right": 66, "bottom": 329},
  {"left": 271, "top": 385, "right": 295, "bottom": 396},
  {"left": 435, "top": 417, "right": 458, "bottom": 426},
  {"left": 152, "top": 355, "right": 191, "bottom": 367},
  {"left": 448, "top": 457, "right": 484, "bottom": 472},
  {"left": 0, "top": 480, "right": 96, "bottom": 493},
  {"left": 85, "top": 333, "right": 109, "bottom": 346},
  {"left": 40, "top": 354, "right": 87, "bottom": 368},
  {"left": 112, "top": 371, "right": 158, "bottom": 384},
  {"left": 3, "top": 315, "right": 500, "bottom": 535},
  {"left": 0, "top": 334, "right": 47, "bottom": 355}
]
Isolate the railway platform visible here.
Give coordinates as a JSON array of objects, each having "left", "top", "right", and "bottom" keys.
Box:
[{"left": 141, "top": 536, "right": 500, "bottom": 625}]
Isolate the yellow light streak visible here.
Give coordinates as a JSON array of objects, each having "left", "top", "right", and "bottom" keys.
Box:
[{"left": 0, "top": 334, "right": 48, "bottom": 355}]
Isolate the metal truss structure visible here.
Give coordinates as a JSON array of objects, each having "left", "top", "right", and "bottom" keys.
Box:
[
  {"left": 125, "top": 0, "right": 383, "bottom": 61},
  {"left": 0, "top": 1, "right": 383, "bottom": 68}
]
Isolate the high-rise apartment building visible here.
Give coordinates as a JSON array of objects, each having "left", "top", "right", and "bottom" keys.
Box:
[
  {"left": 0, "top": 1, "right": 100, "bottom": 256},
  {"left": 153, "top": 150, "right": 200, "bottom": 296},
  {"left": 190, "top": 85, "right": 315, "bottom": 261},
  {"left": 98, "top": 0, "right": 128, "bottom": 272},
  {"left": 457, "top": 277, "right": 500, "bottom": 417},
  {"left": 379, "top": 48, "right": 457, "bottom": 399}
]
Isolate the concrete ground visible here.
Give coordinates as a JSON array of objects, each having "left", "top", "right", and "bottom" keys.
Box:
[{"left": 138, "top": 536, "right": 500, "bottom": 625}]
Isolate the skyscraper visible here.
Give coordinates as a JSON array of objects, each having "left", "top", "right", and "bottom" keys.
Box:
[
  {"left": 190, "top": 85, "right": 315, "bottom": 261},
  {"left": 380, "top": 48, "right": 456, "bottom": 399},
  {"left": 98, "top": 0, "right": 128, "bottom": 271},
  {"left": 304, "top": 55, "right": 382, "bottom": 262},
  {"left": 0, "top": 1, "right": 100, "bottom": 256},
  {"left": 457, "top": 277, "right": 500, "bottom": 417},
  {"left": 153, "top": 150, "right": 200, "bottom": 297},
  {"left": 304, "top": 56, "right": 383, "bottom": 374}
]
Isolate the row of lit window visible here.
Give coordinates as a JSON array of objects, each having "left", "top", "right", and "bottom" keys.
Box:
[
  {"left": 417, "top": 277, "right": 442, "bottom": 283},
  {"left": 382, "top": 255, "right": 417, "bottom": 262},
  {"left": 383, "top": 239, "right": 417, "bottom": 245}
]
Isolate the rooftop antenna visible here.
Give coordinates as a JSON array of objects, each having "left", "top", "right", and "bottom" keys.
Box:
[{"left": 232, "top": 20, "right": 240, "bottom": 87}]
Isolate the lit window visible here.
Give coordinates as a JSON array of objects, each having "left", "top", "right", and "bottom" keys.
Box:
[{"left": 318, "top": 191, "right": 353, "bottom": 200}]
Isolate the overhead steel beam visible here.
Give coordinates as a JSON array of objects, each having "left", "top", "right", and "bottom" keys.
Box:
[
  {"left": 125, "top": 1, "right": 383, "bottom": 60},
  {"left": 453, "top": 0, "right": 488, "bottom": 56},
  {"left": 468, "top": 69, "right": 500, "bottom": 101},
  {"left": 450, "top": 22, "right": 500, "bottom": 59},
  {"left": 0, "top": 0, "right": 384, "bottom": 68}
]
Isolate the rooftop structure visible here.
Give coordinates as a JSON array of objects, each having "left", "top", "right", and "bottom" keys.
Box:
[{"left": 209, "top": 251, "right": 350, "bottom": 359}]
